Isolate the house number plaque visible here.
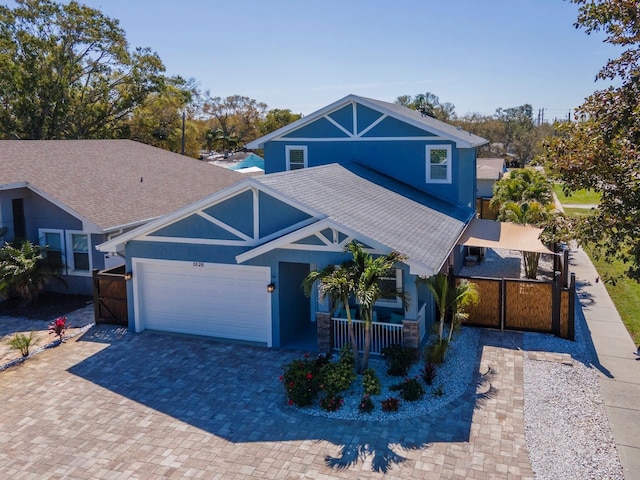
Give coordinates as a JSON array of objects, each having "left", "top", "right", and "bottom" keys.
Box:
[{"left": 192, "top": 262, "right": 204, "bottom": 267}]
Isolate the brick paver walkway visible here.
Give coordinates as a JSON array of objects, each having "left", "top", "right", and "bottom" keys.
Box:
[{"left": 0, "top": 326, "right": 533, "bottom": 479}]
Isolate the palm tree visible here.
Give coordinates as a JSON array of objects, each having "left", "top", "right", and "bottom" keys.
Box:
[
  {"left": 348, "top": 242, "right": 410, "bottom": 371},
  {"left": 499, "top": 200, "right": 554, "bottom": 279},
  {"left": 447, "top": 280, "right": 479, "bottom": 343},
  {"left": 303, "top": 263, "right": 361, "bottom": 373},
  {"left": 0, "top": 240, "right": 65, "bottom": 304},
  {"left": 420, "top": 273, "right": 479, "bottom": 343}
]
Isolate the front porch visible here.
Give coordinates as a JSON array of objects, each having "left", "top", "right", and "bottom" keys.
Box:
[{"left": 316, "top": 303, "right": 430, "bottom": 356}]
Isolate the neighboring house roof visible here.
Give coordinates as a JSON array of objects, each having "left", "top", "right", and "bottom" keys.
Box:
[
  {"left": 246, "top": 94, "right": 488, "bottom": 149},
  {"left": 255, "top": 163, "right": 474, "bottom": 275},
  {"left": 0, "top": 140, "right": 243, "bottom": 233},
  {"left": 477, "top": 157, "right": 506, "bottom": 180}
]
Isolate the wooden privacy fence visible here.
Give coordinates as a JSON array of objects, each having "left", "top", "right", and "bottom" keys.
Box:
[
  {"left": 456, "top": 273, "right": 575, "bottom": 340},
  {"left": 92, "top": 266, "right": 128, "bottom": 326}
]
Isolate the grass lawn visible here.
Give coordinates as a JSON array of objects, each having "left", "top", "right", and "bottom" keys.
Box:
[
  {"left": 553, "top": 183, "right": 601, "bottom": 205},
  {"left": 562, "top": 207, "right": 596, "bottom": 218},
  {"left": 585, "top": 251, "right": 640, "bottom": 345}
]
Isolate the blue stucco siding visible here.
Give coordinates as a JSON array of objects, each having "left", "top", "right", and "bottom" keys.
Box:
[
  {"left": 283, "top": 117, "right": 349, "bottom": 139},
  {"left": 361, "top": 116, "right": 436, "bottom": 138},
  {"left": 149, "top": 214, "right": 242, "bottom": 241},
  {"left": 258, "top": 191, "right": 311, "bottom": 238},
  {"left": 328, "top": 104, "right": 354, "bottom": 134},
  {"left": 203, "top": 189, "right": 254, "bottom": 237},
  {"left": 356, "top": 104, "right": 383, "bottom": 133},
  {"left": 264, "top": 140, "right": 472, "bottom": 205}
]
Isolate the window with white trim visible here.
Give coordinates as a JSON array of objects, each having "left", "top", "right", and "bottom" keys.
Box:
[
  {"left": 38, "top": 229, "right": 92, "bottom": 276},
  {"left": 66, "top": 231, "right": 91, "bottom": 274},
  {"left": 425, "top": 144, "right": 452, "bottom": 183},
  {"left": 286, "top": 145, "right": 307, "bottom": 171},
  {"left": 376, "top": 268, "right": 403, "bottom": 308},
  {"left": 40, "top": 229, "right": 65, "bottom": 269}
]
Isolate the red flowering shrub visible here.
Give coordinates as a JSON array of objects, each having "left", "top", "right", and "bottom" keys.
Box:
[
  {"left": 48, "top": 316, "right": 68, "bottom": 342},
  {"left": 358, "top": 394, "right": 375, "bottom": 413},
  {"left": 281, "top": 353, "right": 331, "bottom": 407},
  {"left": 319, "top": 394, "right": 344, "bottom": 412},
  {"left": 381, "top": 397, "right": 400, "bottom": 412}
]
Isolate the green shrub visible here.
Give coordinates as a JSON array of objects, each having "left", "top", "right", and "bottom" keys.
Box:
[
  {"left": 389, "top": 377, "right": 425, "bottom": 402},
  {"left": 7, "top": 331, "right": 37, "bottom": 357},
  {"left": 358, "top": 394, "right": 375, "bottom": 413},
  {"left": 424, "top": 339, "right": 449, "bottom": 365},
  {"left": 337, "top": 343, "right": 355, "bottom": 367},
  {"left": 381, "top": 343, "right": 415, "bottom": 376},
  {"left": 381, "top": 397, "right": 400, "bottom": 412},
  {"left": 362, "top": 368, "right": 381, "bottom": 395},
  {"left": 319, "top": 359, "right": 356, "bottom": 396}
]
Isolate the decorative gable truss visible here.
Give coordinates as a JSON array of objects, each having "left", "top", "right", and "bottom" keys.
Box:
[
  {"left": 236, "top": 219, "right": 385, "bottom": 264},
  {"left": 98, "top": 180, "right": 323, "bottom": 254}
]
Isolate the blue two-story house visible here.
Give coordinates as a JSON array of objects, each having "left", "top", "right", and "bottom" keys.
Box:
[{"left": 98, "top": 95, "right": 488, "bottom": 350}]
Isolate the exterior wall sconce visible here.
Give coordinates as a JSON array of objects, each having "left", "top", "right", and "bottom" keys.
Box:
[
  {"left": 267, "top": 282, "right": 275, "bottom": 293},
  {"left": 124, "top": 271, "right": 133, "bottom": 281}
]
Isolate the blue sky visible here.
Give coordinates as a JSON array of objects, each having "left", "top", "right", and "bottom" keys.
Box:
[{"left": 17, "top": 0, "right": 623, "bottom": 119}]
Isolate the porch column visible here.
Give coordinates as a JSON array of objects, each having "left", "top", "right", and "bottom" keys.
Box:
[
  {"left": 316, "top": 312, "right": 332, "bottom": 354},
  {"left": 402, "top": 319, "right": 420, "bottom": 359}
]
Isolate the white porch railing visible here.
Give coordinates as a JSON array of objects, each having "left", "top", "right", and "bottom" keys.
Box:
[{"left": 331, "top": 317, "right": 404, "bottom": 355}]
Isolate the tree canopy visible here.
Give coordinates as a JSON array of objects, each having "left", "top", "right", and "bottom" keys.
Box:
[
  {"left": 0, "top": 0, "right": 168, "bottom": 140},
  {"left": 202, "top": 95, "right": 267, "bottom": 152},
  {"left": 542, "top": 0, "right": 640, "bottom": 281},
  {"left": 396, "top": 92, "right": 456, "bottom": 121}
]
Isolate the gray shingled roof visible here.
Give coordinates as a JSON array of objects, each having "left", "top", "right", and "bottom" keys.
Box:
[
  {"left": 0, "top": 140, "right": 243, "bottom": 232},
  {"left": 256, "top": 163, "right": 474, "bottom": 275}
]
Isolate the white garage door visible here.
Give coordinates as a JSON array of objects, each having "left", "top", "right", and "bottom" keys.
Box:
[{"left": 133, "top": 259, "right": 271, "bottom": 346}]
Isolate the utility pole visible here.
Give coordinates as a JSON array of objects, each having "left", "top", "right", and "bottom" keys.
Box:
[{"left": 181, "top": 111, "right": 186, "bottom": 155}]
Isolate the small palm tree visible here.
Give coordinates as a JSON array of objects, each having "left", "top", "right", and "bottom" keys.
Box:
[
  {"left": 419, "top": 273, "right": 479, "bottom": 343},
  {"left": 0, "top": 241, "right": 65, "bottom": 304},
  {"left": 303, "top": 263, "right": 361, "bottom": 373},
  {"left": 348, "top": 242, "right": 410, "bottom": 371}
]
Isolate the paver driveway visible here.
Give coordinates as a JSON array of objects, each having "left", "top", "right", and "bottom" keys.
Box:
[{"left": 0, "top": 325, "right": 533, "bottom": 479}]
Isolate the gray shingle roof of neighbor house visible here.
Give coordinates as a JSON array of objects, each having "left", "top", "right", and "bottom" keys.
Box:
[
  {"left": 246, "top": 94, "right": 489, "bottom": 149},
  {"left": 256, "top": 162, "right": 474, "bottom": 276},
  {"left": 477, "top": 157, "right": 506, "bottom": 180},
  {"left": 0, "top": 140, "right": 243, "bottom": 232}
]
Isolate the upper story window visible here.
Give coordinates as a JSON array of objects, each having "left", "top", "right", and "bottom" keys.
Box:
[
  {"left": 425, "top": 145, "right": 452, "bottom": 183},
  {"left": 286, "top": 145, "right": 307, "bottom": 171}
]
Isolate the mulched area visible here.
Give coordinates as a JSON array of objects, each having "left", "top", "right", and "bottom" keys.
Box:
[{"left": 0, "top": 292, "right": 93, "bottom": 320}]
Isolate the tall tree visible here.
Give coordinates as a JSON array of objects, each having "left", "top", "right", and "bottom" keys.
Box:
[
  {"left": 542, "top": 0, "right": 640, "bottom": 280},
  {"left": 395, "top": 92, "right": 456, "bottom": 121},
  {"left": 260, "top": 108, "right": 302, "bottom": 136},
  {"left": 0, "top": 0, "right": 166, "bottom": 140},
  {"left": 202, "top": 95, "right": 267, "bottom": 151}
]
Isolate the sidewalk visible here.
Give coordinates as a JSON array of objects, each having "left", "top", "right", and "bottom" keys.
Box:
[{"left": 571, "top": 247, "right": 640, "bottom": 479}]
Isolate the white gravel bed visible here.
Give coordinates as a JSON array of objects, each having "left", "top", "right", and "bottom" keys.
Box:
[
  {"left": 296, "top": 327, "right": 480, "bottom": 422},
  {"left": 523, "top": 311, "right": 625, "bottom": 480}
]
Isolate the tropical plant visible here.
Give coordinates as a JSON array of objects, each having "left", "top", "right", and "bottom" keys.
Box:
[
  {"left": 381, "top": 343, "right": 415, "bottom": 377},
  {"left": 362, "top": 368, "right": 382, "bottom": 395},
  {"left": 447, "top": 280, "right": 479, "bottom": 343},
  {"left": 6, "top": 331, "right": 37, "bottom": 357},
  {"left": 419, "top": 273, "right": 479, "bottom": 343},
  {"left": 0, "top": 241, "right": 64, "bottom": 303},
  {"left": 347, "top": 242, "right": 410, "bottom": 371},
  {"left": 421, "top": 362, "right": 437, "bottom": 385},
  {"left": 48, "top": 316, "right": 68, "bottom": 342},
  {"left": 381, "top": 397, "right": 400, "bottom": 412},
  {"left": 303, "top": 262, "right": 360, "bottom": 373},
  {"left": 389, "top": 377, "right": 425, "bottom": 402},
  {"left": 358, "top": 394, "right": 375, "bottom": 413}
]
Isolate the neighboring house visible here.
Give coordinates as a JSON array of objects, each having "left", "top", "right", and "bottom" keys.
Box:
[
  {"left": 0, "top": 140, "right": 242, "bottom": 295},
  {"left": 98, "top": 94, "right": 488, "bottom": 349},
  {"left": 476, "top": 157, "right": 507, "bottom": 198}
]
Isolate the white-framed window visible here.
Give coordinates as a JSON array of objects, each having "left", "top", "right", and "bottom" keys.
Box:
[
  {"left": 66, "top": 230, "right": 92, "bottom": 275},
  {"left": 38, "top": 228, "right": 92, "bottom": 276},
  {"left": 286, "top": 145, "right": 308, "bottom": 171},
  {"left": 425, "top": 144, "right": 452, "bottom": 183},
  {"left": 376, "top": 268, "right": 403, "bottom": 308},
  {"left": 39, "top": 229, "right": 65, "bottom": 269}
]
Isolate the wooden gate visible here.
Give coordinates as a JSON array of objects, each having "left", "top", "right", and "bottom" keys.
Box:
[{"left": 92, "top": 266, "right": 128, "bottom": 326}]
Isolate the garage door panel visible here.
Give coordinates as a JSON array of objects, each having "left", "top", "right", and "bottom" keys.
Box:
[{"left": 134, "top": 260, "right": 271, "bottom": 345}]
